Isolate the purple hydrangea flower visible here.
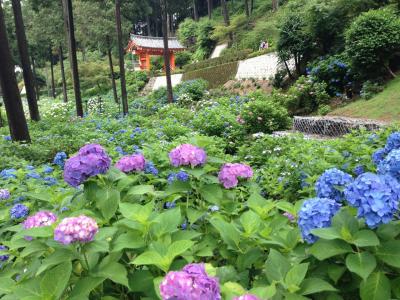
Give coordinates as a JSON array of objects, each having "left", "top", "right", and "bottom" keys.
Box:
[
  {"left": 54, "top": 215, "right": 98, "bottom": 245},
  {"left": 23, "top": 211, "right": 57, "bottom": 229},
  {"left": 0, "top": 189, "right": 10, "bottom": 200},
  {"left": 233, "top": 295, "right": 261, "bottom": 300},
  {"left": 115, "top": 154, "right": 145, "bottom": 173},
  {"left": 63, "top": 144, "right": 111, "bottom": 187},
  {"left": 385, "top": 132, "right": 400, "bottom": 153},
  {"left": 298, "top": 198, "right": 341, "bottom": 244},
  {"left": 159, "top": 263, "right": 221, "bottom": 300},
  {"left": 378, "top": 149, "right": 400, "bottom": 181},
  {"left": 344, "top": 173, "right": 400, "bottom": 228},
  {"left": 283, "top": 212, "right": 295, "bottom": 222},
  {"left": 0, "top": 245, "right": 9, "bottom": 261},
  {"left": 53, "top": 152, "right": 68, "bottom": 169},
  {"left": 10, "top": 204, "right": 29, "bottom": 219},
  {"left": 218, "top": 163, "right": 253, "bottom": 189},
  {"left": 169, "top": 144, "right": 207, "bottom": 167},
  {"left": 315, "top": 168, "right": 353, "bottom": 202},
  {"left": 372, "top": 148, "right": 387, "bottom": 166}
]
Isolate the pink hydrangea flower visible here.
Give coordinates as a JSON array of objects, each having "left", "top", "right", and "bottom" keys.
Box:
[
  {"left": 233, "top": 295, "right": 261, "bottom": 300},
  {"left": 218, "top": 163, "right": 253, "bottom": 189},
  {"left": 115, "top": 154, "right": 146, "bottom": 173},
  {"left": 169, "top": 144, "right": 207, "bottom": 167},
  {"left": 159, "top": 263, "right": 220, "bottom": 300},
  {"left": 54, "top": 215, "right": 98, "bottom": 245},
  {"left": 23, "top": 211, "right": 57, "bottom": 229}
]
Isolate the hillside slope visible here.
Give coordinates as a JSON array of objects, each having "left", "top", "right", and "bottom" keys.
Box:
[{"left": 329, "top": 77, "right": 400, "bottom": 122}]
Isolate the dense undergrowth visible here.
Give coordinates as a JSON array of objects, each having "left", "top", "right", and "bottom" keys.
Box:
[{"left": 1, "top": 78, "right": 400, "bottom": 299}]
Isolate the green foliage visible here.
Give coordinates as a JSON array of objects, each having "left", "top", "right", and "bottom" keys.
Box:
[
  {"left": 175, "top": 79, "right": 208, "bottom": 105},
  {"left": 177, "top": 18, "right": 199, "bottom": 49},
  {"left": 125, "top": 71, "right": 149, "bottom": 98},
  {"left": 175, "top": 51, "right": 192, "bottom": 68},
  {"left": 240, "top": 92, "right": 291, "bottom": 134},
  {"left": 345, "top": 8, "right": 400, "bottom": 79},
  {"left": 360, "top": 80, "right": 384, "bottom": 100},
  {"left": 194, "top": 21, "right": 217, "bottom": 60}
]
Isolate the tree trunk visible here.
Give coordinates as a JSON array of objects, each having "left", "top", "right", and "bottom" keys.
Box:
[
  {"left": 160, "top": 0, "right": 173, "bottom": 104},
  {"left": 250, "top": 0, "right": 254, "bottom": 13},
  {"left": 0, "top": 4, "right": 30, "bottom": 142},
  {"left": 115, "top": 0, "right": 128, "bottom": 115},
  {"left": 11, "top": 0, "right": 40, "bottom": 121},
  {"left": 283, "top": 60, "right": 293, "bottom": 79},
  {"left": 221, "top": 0, "right": 230, "bottom": 26},
  {"left": 62, "top": 0, "right": 83, "bottom": 117},
  {"left": 59, "top": 44, "right": 68, "bottom": 103},
  {"left": 31, "top": 56, "right": 40, "bottom": 101},
  {"left": 146, "top": 15, "right": 152, "bottom": 36},
  {"left": 207, "top": 0, "right": 212, "bottom": 19},
  {"left": 244, "top": 0, "right": 250, "bottom": 17},
  {"left": 272, "top": 0, "right": 279, "bottom": 12},
  {"left": 107, "top": 37, "right": 118, "bottom": 104},
  {"left": 193, "top": 0, "right": 199, "bottom": 21},
  {"left": 50, "top": 51, "right": 56, "bottom": 98}
]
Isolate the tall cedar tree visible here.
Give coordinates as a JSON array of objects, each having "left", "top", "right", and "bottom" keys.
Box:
[
  {"left": 62, "top": 0, "right": 83, "bottom": 117},
  {"left": 11, "top": 0, "right": 40, "bottom": 121},
  {"left": 115, "top": 0, "right": 128, "bottom": 115},
  {"left": 0, "top": 3, "right": 31, "bottom": 141},
  {"left": 160, "top": 0, "right": 173, "bottom": 103}
]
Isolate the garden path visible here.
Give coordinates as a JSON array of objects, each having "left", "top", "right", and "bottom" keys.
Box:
[{"left": 210, "top": 43, "right": 228, "bottom": 58}]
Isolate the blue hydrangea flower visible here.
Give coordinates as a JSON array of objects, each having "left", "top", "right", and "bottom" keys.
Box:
[
  {"left": 115, "top": 146, "right": 127, "bottom": 155},
  {"left": 144, "top": 162, "right": 159, "bottom": 176},
  {"left": 0, "top": 245, "right": 9, "bottom": 261},
  {"left": 43, "top": 165, "right": 54, "bottom": 174},
  {"left": 315, "top": 168, "right": 353, "bottom": 202},
  {"left": 26, "top": 172, "right": 41, "bottom": 179},
  {"left": 26, "top": 165, "right": 35, "bottom": 171},
  {"left": 372, "top": 148, "right": 387, "bottom": 166},
  {"left": 353, "top": 165, "right": 365, "bottom": 176},
  {"left": 298, "top": 198, "right": 341, "bottom": 244},
  {"left": 0, "top": 169, "right": 16, "bottom": 179},
  {"left": 13, "top": 196, "right": 25, "bottom": 204},
  {"left": 10, "top": 204, "right": 29, "bottom": 219},
  {"left": 378, "top": 149, "right": 400, "bottom": 181},
  {"left": 60, "top": 206, "right": 69, "bottom": 212},
  {"left": 176, "top": 171, "right": 189, "bottom": 182},
  {"left": 385, "top": 132, "right": 400, "bottom": 153},
  {"left": 43, "top": 177, "right": 57, "bottom": 186},
  {"left": 53, "top": 152, "right": 67, "bottom": 169},
  {"left": 181, "top": 221, "right": 188, "bottom": 230},
  {"left": 167, "top": 173, "right": 176, "bottom": 184},
  {"left": 164, "top": 202, "right": 176, "bottom": 209},
  {"left": 345, "top": 173, "right": 400, "bottom": 228},
  {"left": 3, "top": 136, "right": 11, "bottom": 141}
]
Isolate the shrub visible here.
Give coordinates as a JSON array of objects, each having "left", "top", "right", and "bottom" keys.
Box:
[
  {"left": 177, "top": 18, "right": 199, "bottom": 49},
  {"left": 360, "top": 80, "right": 384, "bottom": 100},
  {"left": 175, "top": 51, "right": 192, "bottom": 68},
  {"left": 175, "top": 79, "right": 208, "bottom": 105},
  {"left": 240, "top": 91, "right": 291, "bottom": 134},
  {"left": 193, "top": 21, "right": 216, "bottom": 60},
  {"left": 283, "top": 76, "right": 331, "bottom": 115},
  {"left": 345, "top": 9, "right": 400, "bottom": 79}
]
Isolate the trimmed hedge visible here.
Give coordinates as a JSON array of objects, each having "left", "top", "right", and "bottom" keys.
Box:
[
  {"left": 183, "top": 49, "right": 251, "bottom": 72},
  {"left": 182, "top": 61, "right": 238, "bottom": 89}
]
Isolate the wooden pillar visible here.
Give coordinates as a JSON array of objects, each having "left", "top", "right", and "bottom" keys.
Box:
[
  {"left": 145, "top": 53, "right": 151, "bottom": 70},
  {"left": 169, "top": 52, "right": 175, "bottom": 70}
]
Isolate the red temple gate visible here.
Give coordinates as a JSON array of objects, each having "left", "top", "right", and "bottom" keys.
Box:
[{"left": 126, "top": 34, "right": 185, "bottom": 71}]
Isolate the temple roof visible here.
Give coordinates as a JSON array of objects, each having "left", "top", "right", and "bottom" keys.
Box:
[{"left": 129, "top": 34, "right": 185, "bottom": 51}]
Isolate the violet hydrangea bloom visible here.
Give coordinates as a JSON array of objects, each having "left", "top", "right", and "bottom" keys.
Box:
[
  {"left": 377, "top": 149, "right": 400, "bottom": 181},
  {"left": 298, "top": 198, "right": 341, "bottom": 244},
  {"left": 159, "top": 263, "right": 220, "bottom": 300},
  {"left": 169, "top": 144, "right": 207, "bottom": 167},
  {"left": 344, "top": 172, "right": 400, "bottom": 228},
  {"left": 115, "top": 154, "right": 145, "bottom": 173},
  {"left": 10, "top": 204, "right": 29, "bottom": 219},
  {"left": 218, "top": 163, "right": 253, "bottom": 189},
  {"left": 63, "top": 144, "right": 111, "bottom": 187},
  {"left": 0, "top": 245, "right": 9, "bottom": 261},
  {"left": 0, "top": 189, "right": 10, "bottom": 200},
  {"left": 54, "top": 215, "right": 98, "bottom": 245},
  {"left": 233, "top": 295, "right": 261, "bottom": 300},
  {"left": 23, "top": 211, "right": 57, "bottom": 229},
  {"left": 315, "top": 168, "right": 353, "bottom": 202}
]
